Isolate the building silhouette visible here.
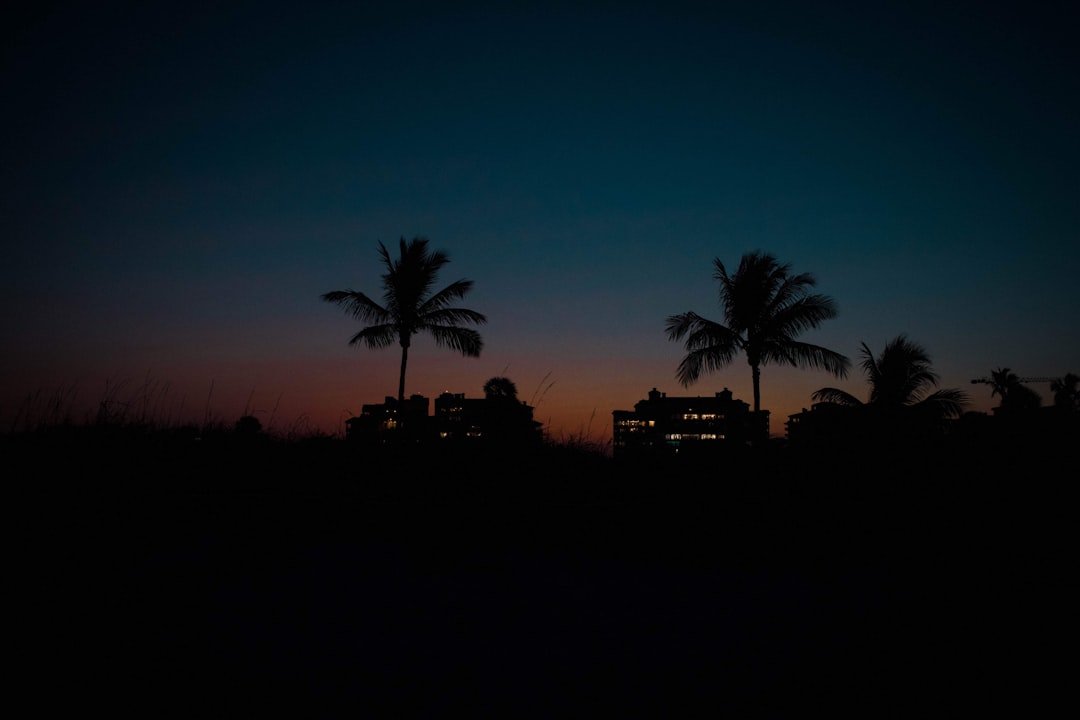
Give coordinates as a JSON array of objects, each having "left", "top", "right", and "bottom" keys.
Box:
[
  {"left": 345, "top": 394, "right": 430, "bottom": 443},
  {"left": 346, "top": 392, "right": 542, "bottom": 447},
  {"left": 784, "top": 401, "right": 851, "bottom": 446},
  {"left": 433, "top": 392, "right": 542, "bottom": 444},
  {"left": 612, "top": 387, "right": 766, "bottom": 459}
]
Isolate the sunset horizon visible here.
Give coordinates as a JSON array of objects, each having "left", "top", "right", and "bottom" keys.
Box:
[{"left": 4, "top": 2, "right": 1076, "bottom": 442}]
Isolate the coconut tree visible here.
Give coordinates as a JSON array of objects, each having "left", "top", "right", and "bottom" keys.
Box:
[
  {"left": 666, "top": 251, "right": 850, "bottom": 413},
  {"left": 812, "top": 334, "right": 968, "bottom": 424},
  {"left": 323, "top": 237, "right": 487, "bottom": 405}
]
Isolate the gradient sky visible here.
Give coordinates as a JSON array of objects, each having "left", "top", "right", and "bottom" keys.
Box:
[{"left": 3, "top": 1, "right": 1077, "bottom": 442}]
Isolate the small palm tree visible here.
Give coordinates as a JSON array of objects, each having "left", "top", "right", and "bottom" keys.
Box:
[
  {"left": 323, "top": 237, "right": 487, "bottom": 405},
  {"left": 1051, "top": 373, "right": 1079, "bottom": 411},
  {"left": 988, "top": 367, "right": 1020, "bottom": 405},
  {"left": 812, "top": 334, "right": 968, "bottom": 423},
  {"left": 666, "top": 251, "right": 850, "bottom": 413},
  {"left": 981, "top": 367, "right": 1043, "bottom": 411},
  {"left": 483, "top": 376, "right": 518, "bottom": 400}
]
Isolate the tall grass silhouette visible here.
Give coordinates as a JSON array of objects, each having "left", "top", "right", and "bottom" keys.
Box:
[{"left": 5, "top": 372, "right": 330, "bottom": 441}]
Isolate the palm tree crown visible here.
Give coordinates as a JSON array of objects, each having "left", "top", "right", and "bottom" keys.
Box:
[
  {"left": 1051, "top": 373, "right": 1079, "bottom": 411},
  {"left": 483, "top": 376, "right": 518, "bottom": 400},
  {"left": 987, "top": 367, "right": 1043, "bottom": 411},
  {"left": 666, "top": 251, "right": 849, "bottom": 412},
  {"left": 812, "top": 334, "right": 968, "bottom": 420},
  {"left": 323, "top": 237, "right": 487, "bottom": 404}
]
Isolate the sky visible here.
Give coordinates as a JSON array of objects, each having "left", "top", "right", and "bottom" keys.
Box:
[{"left": 2, "top": 1, "right": 1077, "bottom": 442}]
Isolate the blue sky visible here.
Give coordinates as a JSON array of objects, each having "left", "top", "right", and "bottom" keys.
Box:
[{"left": 3, "top": 1, "right": 1077, "bottom": 439}]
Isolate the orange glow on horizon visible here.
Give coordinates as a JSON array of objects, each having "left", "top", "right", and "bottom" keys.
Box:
[{"left": 2, "top": 348, "right": 1005, "bottom": 441}]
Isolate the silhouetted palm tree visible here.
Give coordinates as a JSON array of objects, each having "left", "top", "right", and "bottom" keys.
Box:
[
  {"left": 987, "top": 367, "right": 1042, "bottom": 411},
  {"left": 988, "top": 367, "right": 1018, "bottom": 404},
  {"left": 1051, "top": 373, "right": 1079, "bottom": 411},
  {"left": 812, "top": 334, "right": 968, "bottom": 422},
  {"left": 483, "top": 376, "right": 518, "bottom": 400},
  {"left": 323, "top": 237, "right": 487, "bottom": 405},
  {"left": 666, "top": 251, "right": 850, "bottom": 412}
]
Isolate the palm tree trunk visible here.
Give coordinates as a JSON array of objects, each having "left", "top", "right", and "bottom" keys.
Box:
[
  {"left": 398, "top": 342, "right": 409, "bottom": 405},
  {"left": 751, "top": 363, "right": 761, "bottom": 413}
]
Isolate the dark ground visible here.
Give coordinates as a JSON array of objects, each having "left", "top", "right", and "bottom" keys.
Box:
[{"left": 14, "top": 427, "right": 1077, "bottom": 716}]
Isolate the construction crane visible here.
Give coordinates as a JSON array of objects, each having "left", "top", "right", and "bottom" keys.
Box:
[
  {"left": 970, "top": 376, "right": 1058, "bottom": 385},
  {"left": 970, "top": 374, "right": 1060, "bottom": 407}
]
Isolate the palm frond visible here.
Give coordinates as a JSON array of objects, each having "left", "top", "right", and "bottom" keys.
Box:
[
  {"left": 720, "top": 252, "right": 786, "bottom": 331},
  {"left": 665, "top": 312, "right": 702, "bottom": 342},
  {"left": 422, "top": 307, "right": 488, "bottom": 327},
  {"left": 667, "top": 313, "right": 742, "bottom": 386},
  {"left": 425, "top": 326, "right": 484, "bottom": 356},
  {"left": 767, "top": 293, "right": 839, "bottom": 336},
  {"left": 675, "top": 344, "right": 738, "bottom": 386},
  {"left": 666, "top": 312, "right": 738, "bottom": 346},
  {"left": 321, "top": 290, "right": 392, "bottom": 324},
  {"left": 858, "top": 341, "right": 881, "bottom": 384},
  {"left": 845, "top": 334, "right": 969, "bottom": 418},
  {"left": 866, "top": 334, "right": 942, "bottom": 407},
  {"left": 419, "top": 279, "right": 478, "bottom": 314},
  {"left": 381, "top": 237, "right": 453, "bottom": 315},
  {"left": 763, "top": 340, "right": 850, "bottom": 377},
  {"left": 916, "top": 388, "right": 969, "bottom": 419},
  {"left": 811, "top": 387, "right": 863, "bottom": 406},
  {"left": 766, "top": 271, "right": 817, "bottom": 317},
  {"left": 348, "top": 324, "right": 397, "bottom": 349}
]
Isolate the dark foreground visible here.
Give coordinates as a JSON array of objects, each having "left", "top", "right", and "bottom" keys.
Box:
[{"left": 15, "top": 428, "right": 1076, "bottom": 716}]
